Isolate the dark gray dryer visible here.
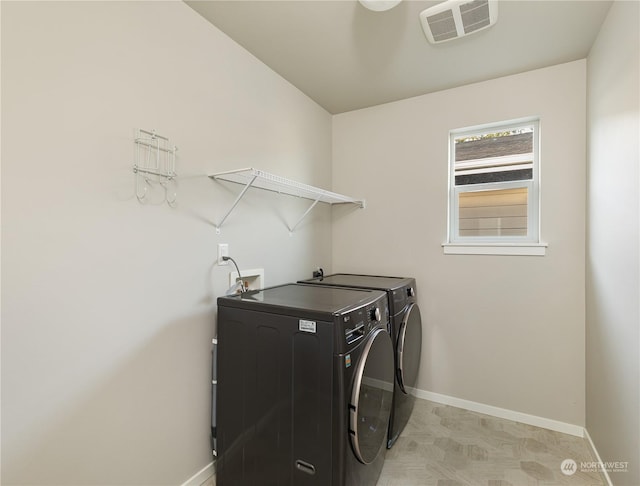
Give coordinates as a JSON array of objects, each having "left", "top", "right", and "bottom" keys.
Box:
[
  {"left": 301, "top": 274, "right": 422, "bottom": 448},
  {"left": 213, "top": 283, "right": 394, "bottom": 486}
]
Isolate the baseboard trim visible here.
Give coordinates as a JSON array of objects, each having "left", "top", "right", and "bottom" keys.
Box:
[
  {"left": 584, "top": 428, "right": 614, "bottom": 486},
  {"left": 180, "top": 461, "right": 214, "bottom": 486},
  {"left": 413, "top": 388, "right": 585, "bottom": 438}
]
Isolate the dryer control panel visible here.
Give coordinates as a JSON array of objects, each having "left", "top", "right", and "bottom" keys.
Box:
[{"left": 391, "top": 279, "right": 417, "bottom": 316}]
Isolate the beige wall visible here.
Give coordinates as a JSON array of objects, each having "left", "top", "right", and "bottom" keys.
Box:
[
  {"left": 5, "top": 2, "right": 634, "bottom": 484},
  {"left": 1, "top": 1, "right": 332, "bottom": 483},
  {"left": 332, "top": 60, "right": 587, "bottom": 426},
  {"left": 586, "top": 1, "right": 640, "bottom": 484}
]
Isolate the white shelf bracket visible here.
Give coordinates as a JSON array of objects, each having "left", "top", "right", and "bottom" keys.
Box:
[
  {"left": 215, "top": 174, "right": 258, "bottom": 234},
  {"left": 288, "top": 196, "right": 322, "bottom": 235}
]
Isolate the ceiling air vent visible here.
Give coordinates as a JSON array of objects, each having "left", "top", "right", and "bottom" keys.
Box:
[{"left": 420, "top": 0, "right": 498, "bottom": 44}]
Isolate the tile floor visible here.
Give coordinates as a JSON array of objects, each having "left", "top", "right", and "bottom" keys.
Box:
[
  {"left": 377, "top": 398, "right": 605, "bottom": 486},
  {"left": 204, "top": 398, "right": 606, "bottom": 486}
]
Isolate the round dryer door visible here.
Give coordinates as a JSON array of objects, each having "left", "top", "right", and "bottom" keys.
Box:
[
  {"left": 397, "top": 303, "right": 422, "bottom": 394},
  {"left": 349, "top": 328, "right": 394, "bottom": 464}
]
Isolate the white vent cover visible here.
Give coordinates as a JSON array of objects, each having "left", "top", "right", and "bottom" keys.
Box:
[{"left": 420, "top": 0, "right": 498, "bottom": 44}]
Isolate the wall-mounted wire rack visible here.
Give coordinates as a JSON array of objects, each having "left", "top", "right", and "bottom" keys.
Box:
[
  {"left": 133, "top": 129, "right": 178, "bottom": 207},
  {"left": 209, "top": 167, "right": 365, "bottom": 234}
]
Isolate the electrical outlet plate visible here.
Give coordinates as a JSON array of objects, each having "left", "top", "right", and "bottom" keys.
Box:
[{"left": 217, "top": 243, "right": 229, "bottom": 265}]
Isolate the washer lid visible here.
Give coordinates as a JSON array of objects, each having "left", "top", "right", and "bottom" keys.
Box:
[{"left": 217, "top": 283, "right": 386, "bottom": 319}]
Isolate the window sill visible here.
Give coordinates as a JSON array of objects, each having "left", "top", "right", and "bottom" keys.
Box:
[{"left": 442, "top": 242, "right": 548, "bottom": 256}]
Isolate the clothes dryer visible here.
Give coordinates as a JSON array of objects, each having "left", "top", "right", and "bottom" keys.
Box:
[
  {"left": 213, "top": 283, "right": 394, "bottom": 486},
  {"left": 301, "top": 274, "right": 422, "bottom": 448}
]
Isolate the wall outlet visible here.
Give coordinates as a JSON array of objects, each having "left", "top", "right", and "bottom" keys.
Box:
[{"left": 218, "top": 243, "right": 229, "bottom": 265}]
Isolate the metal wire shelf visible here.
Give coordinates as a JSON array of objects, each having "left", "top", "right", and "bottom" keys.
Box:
[{"left": 209, "top": 168, "right": 365, "bottom": 233}]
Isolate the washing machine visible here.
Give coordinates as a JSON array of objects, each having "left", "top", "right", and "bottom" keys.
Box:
[
  {"left": 301, "top": 274, "right": 422, "bottom": 449},
  {"left": 213, "top": 283, "right": 394, "bottom": 486}
]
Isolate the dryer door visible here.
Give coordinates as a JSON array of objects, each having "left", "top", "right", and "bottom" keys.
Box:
[
  {"left": 349, "top": 328, "right": 394, "bottom": 464},
  {"left": 397, "top": 303, "right": 422, "bottom": 394}
]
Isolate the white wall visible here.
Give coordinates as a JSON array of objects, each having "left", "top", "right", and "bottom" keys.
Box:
[
  {"left": 586, "top": 1, "right": 640, "bottom": 484},
  {"left": 1, "top": 1, "right": 332, "bottom": 484},
  {"left": 332, "top": 61, "right": 587, "bottom": 427}
]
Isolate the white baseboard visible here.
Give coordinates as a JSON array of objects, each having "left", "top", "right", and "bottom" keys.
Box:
[
  {"left": 180, "top": 461, "right": 214, "bottom": 486},
  {"left": 584, "top": 428, "right": 614, "bottom": 486},
  {"left": 412, "top": 388, "right": 585, "bottom": 438}
]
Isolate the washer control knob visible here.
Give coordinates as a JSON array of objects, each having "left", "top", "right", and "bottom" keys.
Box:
[
  {"left": 407, "top": 287, "right": 415, "bottom": 297},
  {"left": 370, "top": 307, "right": 381, "bottom": 322}
]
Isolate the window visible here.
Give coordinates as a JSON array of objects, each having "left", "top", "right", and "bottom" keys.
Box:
[{"left": 446, "top": 118, "right": 545, "bottom": 255}]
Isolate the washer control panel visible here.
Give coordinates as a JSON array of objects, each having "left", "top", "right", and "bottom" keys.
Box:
[{"left": 343, "top": 296, "right": 389, "bottom": 345}]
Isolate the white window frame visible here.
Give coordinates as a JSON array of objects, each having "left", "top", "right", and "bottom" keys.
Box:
[{"left": 444, "top": 117, "right": 547, "bottom": 256}]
